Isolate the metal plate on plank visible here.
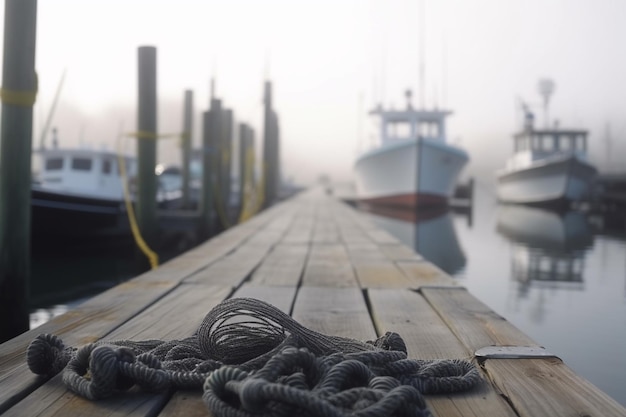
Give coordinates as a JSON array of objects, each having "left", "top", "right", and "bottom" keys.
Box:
[{"left": 475, "top": 346, "right": 559, "bottom": 359}]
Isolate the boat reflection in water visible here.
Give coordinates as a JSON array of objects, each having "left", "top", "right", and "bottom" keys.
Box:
[
  {"left": 358, "top": 204, "right": 466, "bottom": 276},
  {"left": 496, "top": 205, "right": 594, "bottom": 297}
]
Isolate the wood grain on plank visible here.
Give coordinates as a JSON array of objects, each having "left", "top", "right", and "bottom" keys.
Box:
[
  {"left": 302, "top": 244, "right": 359, "bottom": 287},
  {"left": 293, "top": 286, "right": 376, "bottom": 341},
  {"left": 483, "top": 358, "right": 626, "bottom": 417},
  {"left": 367, "top": 289, "right": 518, "bottom": 417},
  {"left": 397, "top": 261, "right": 458, "bottom": 288},
  {"left": 249, "top": 244, "right": 308, "bottom": 286},
  {"left": 421, "top": 287, "right": 539, "bottom": 352}
]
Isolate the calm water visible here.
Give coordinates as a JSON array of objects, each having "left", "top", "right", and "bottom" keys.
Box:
[{"left": 361, "top": 182, "right": 626, "bottom": 407}]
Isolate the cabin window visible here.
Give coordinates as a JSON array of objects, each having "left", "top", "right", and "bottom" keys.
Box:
[
  {"left": 45, "top": 158, "right": 64, "bottom": 171},
  {"left": 387, "top": 122, "right": 412, "bottom": 139},
  {"left": 541, "top": 136, "right": 554, "bottom": 151},
  {"left": 102, "top": 159, "right": 113, "bottom": 174},
  {"left": 71, "top": 157, "right": 92, "bottom": 171},
  {"left": 559, "top": 136, "right": 572, "bottom": 151},
  {"left": 532, "top": 135, "right": 541, "bottom": 150}
]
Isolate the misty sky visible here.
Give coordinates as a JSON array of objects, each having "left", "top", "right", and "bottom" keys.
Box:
[{"left": 2, "top": 0, "right": 625, "bottom": 185}]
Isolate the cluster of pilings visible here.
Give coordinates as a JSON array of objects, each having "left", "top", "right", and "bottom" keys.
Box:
[{"left": 0, "top": 0, "right": 281, "bottom": 342}]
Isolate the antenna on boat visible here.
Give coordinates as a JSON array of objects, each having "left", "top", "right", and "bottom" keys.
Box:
[
  {"left": 537, "top": 78, "right": 555, "bottom": 129},
  {"left": 405, "top": 89, "right": 413, "bottom": 110},
  {"left": 38, "top": 69, "right": 66, "bottom": 150},
  {"left": 419, "top": 0, "right": 426, "bottom": 109}
]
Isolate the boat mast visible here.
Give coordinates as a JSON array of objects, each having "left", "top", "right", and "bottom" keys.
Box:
[{"left": 419, "top": 0, "right": 426, "bottom": 109}]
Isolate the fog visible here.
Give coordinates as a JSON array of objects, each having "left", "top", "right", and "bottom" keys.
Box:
[{"left": 2, "top": 0, "right": 625, "bottom": 185}]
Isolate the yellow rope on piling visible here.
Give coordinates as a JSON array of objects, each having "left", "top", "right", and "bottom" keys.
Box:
[
  {"left": 116, "top": 134, "right": 159, "bottom": 270},
  {"left": 0, "top": 72, "right": 38, "bottom": 107}
]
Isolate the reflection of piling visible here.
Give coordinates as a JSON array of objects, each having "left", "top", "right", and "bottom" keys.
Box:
[
  {"left": 262, "top": 81, "right": 280, "bottom": 208},
  {"left": 181, "top": 90, "right": 193, "bottom": 208},
  {"left": 0, "top": 0, "right": 37, "bottom": 341},
  {"left": 136, "top": 46, "right": 158, "bottom": 249}
]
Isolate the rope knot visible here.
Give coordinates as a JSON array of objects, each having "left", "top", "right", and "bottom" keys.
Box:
[{"left": 27, "top": 333, "right": 73, "bottom": 376}]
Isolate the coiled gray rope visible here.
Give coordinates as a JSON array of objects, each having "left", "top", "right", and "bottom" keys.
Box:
[{"left": 27, "top": 297, "right": 481, "bottom": 416}]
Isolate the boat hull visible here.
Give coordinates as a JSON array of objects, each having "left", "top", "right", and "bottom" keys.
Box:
[
  {"left": 31, "top": 186, "right": 129, "bottom": 241},
  {"left": 354, "top": 138, "right": 468, "bottom": 208},
  {"left": 497, "top": 156, "right": 597, "bottom": 206}
]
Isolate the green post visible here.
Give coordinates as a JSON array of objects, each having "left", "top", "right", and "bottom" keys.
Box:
[
  {"left": 181, "top": 90, "right": 193, "bottom": 208},
  {"left": 221, "top": 109, "right": 233, "bottom": 220},
  {"left": 209, "top": 99, "right": 223, "bottom": 232},
  {"left": 262, "top": 80, "right": 280, "bottom": 208},
  {"left": 199, "top": 110, "right": 212, "bottom": 238},
  {"left": 238, "top": 123, "right": 247, "bottom": 212},
  {"left": 0, "top": 0, "right": 38, "bottom": 342},
  {"left": 136, "top": 46, "right": 158, "bottom": 249}
]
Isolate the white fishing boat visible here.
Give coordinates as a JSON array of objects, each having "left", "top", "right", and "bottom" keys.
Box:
[
  {"left": 497, "top": 82, "right": 597, "bottom": 207},
  {"left": 31, "top": 144, "right": 137, "bottom": 240},
  {"left": 354, "top": 90, "right": 469, "bottom": 208},
  {"left": 31, "top": 132, "right": 178, "bottom": 243}
]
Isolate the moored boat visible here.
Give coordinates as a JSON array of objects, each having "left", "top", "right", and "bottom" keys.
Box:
[
  {"left": 354, "top": 90, "right": 469, "bottom": 209},
  {"left": 497, "top": 96, "right": 597, "bottom": 207}
]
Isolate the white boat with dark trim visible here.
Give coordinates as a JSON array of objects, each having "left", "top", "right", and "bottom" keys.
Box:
[
  {"left": 354, "top": 90, "right": 469, "bottom": 208},
  {"left": 31, "top": 145, "right": 137, "bottom": 241},
  {"left": 496, "top": 106, "right": 597, "bottom": 207}
]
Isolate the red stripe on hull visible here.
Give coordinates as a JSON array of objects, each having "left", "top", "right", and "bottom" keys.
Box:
[{"left": 356, "top": 193, "right": 448, "bottom": 208}]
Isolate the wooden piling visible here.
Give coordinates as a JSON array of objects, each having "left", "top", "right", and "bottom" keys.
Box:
[
  {"left": 262, "top": 80, "right": 276, "bottom": 208},
  {"left": 136, "top": 46, "right": 158, "bottom": 250},
  {"left": 181, "top": 90, "right": 193, "bottom": 208},
  {"left": 0, "top": 0, "right": 37, "bottom": 342},
  {"left": 238, "top": 123, "right": 254, "bottom": 217},
  {"left": 221, "top": 108, "right": 233, "bottom": 218},
  {"left": 199, "top": 98, "right": 221, "bottom": 237}
]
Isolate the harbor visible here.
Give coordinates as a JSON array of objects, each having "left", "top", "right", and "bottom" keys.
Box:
[
  {"left": 1, "top": 0, "right": 626, "bottom": 416},
  {"left": 2, "top": 188, "right": 626, "bottom": 417}
]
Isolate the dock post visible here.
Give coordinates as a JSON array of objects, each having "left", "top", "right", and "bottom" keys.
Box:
[
  {"left": 262, "top": 80, "right": 276, "bottom": 208},
  {"left": 221, "top": 109, "right": 233, "bottom": 221},
  {"left": 209, "top": 99, "right": 223, "bottom": 232},
  {"left": 181, "top": 90, "right": 193, "bottom": 208},
  {"left": 0, "top": 0, "right": 37, "bottom": 342},
  {"left": 136, "top": 46, "right": 158, "bottom": 250},
  {"left": 237, "top": 123, "right": 247, "bottom": 214},
  {"left": 199, "top": 98, "right": 222, "bottom": 238},
  {"left": 199, "top": 110, "right": 212, "bottom": 238}
]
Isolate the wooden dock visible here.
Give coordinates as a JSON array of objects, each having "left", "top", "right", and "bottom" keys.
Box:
[{"left": 1, "top": 188, "right": 625, "bottom": 416}]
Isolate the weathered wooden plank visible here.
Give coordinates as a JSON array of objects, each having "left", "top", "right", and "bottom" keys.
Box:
[
  {"left": 483, "top": 358, "right": 626, "bottom": 417},
  {"left": 378, "top": 243, "right": 423, "bottom": 262},
  {"left": 301, "top": 244, "right": 359, "bottom": 287},
  {"left": 312, "top": 207, "right": 340, "bottom": 243},
  {"left": 232, "top": 284, "right": 296, "bottom": 314},
  {"left": 368, "top": 289, "right": 518, "bottom": 417},
  {"left": 353, "top": 261, "right": 414, "bottom": 288},
  {"left": 397, "top": 261, "right": 458, "bottom": 288},
  {"left": 4, "top": 284, "right": 231, "bottom": 417},
  {"left": 421, "top": 287, "right": 539, "bottom": 351},
  {"left": 292, "top": 286, "right": 376, "bottom": 340},
  {"left": 248, "top": 244, "right": 308, "bottom": 286}
]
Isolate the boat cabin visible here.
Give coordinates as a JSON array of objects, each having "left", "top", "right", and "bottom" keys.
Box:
[
  {"left": 369, "top": 90, "right": 452, "bottom": 144},
  {"left": 506, "top": 110, "right": 589, "bottom": 170},
  {"left": 34, "top": 148, "right": 136, "bottom": 200}
]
